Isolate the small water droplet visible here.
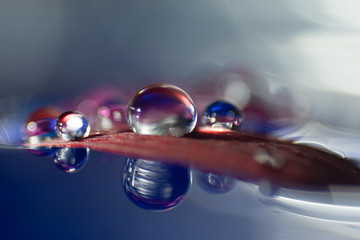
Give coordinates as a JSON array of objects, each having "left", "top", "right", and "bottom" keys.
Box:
[
  {"left": 23, "top": 107, "right": 61, "bottom": 143},
  {"left": 54, "top": 148, "right": 89, "bottom": 173},
  {"left": 201, "top": 100, "right": 244, "bottom": 131},
  {"left": 56, "top": 111, "right": 90, "bottom": 141},
  {"left": 127, "top": 84, "right": 197, "bottom": 137},
  {"left": 25, "top": 118, "right": 57, "bottom": 137},
  {"left": 122, "top": 158, "right": 191, "bottom": 210}
]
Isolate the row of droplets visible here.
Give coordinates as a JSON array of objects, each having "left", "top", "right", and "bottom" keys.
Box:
[
  {"left": 24, "top": 83, "right": 244, "bottom": 142},
  {"left": 28, "top": 146, "right": 235, "bottom": 211}
]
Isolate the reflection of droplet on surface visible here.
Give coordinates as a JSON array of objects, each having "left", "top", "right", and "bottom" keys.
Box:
[
  {"left": 257, "top": 179, "right": 278, "bottom": 197},
  {"left": 54, "top": 148, "right": 89, "bottom": 173},
  {"left": 202, "top": 100, "right": 244, "bottom": 131},
  {"left": 198, "top": 172, "right": 235, "bottom": 193},
  {"left": 122, "top": 158, "right": 191, "bottom": 211},
  {"left": 56, "top": 111, "right": 90, "bottom": 141},
  {"left": 26, "top": 146, "right": 58, "bottom": 157},
  {"left": 127, "top": 84, "right": 197, "bottom": 137}
]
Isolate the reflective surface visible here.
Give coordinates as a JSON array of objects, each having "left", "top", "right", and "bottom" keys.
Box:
[
  {"left": 1, "top": 147, "right": 360, "bottom": 240},
  {"left": 2, "top": 1, "right": 360, "bottom": 239},
  {"left": 127, "top": 84, "right": 197, "bottom": 137}
]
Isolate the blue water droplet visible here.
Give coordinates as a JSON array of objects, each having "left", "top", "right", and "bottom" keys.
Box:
[
  {"left": 54, "top": 148, "right": 89, "bottom": 173},
  {"left": 202, "top": 100, "right": 244, "bottom": 131},
  {"left": 122, "top": 158, "right": 191, "bottom": 211},
  {"left": 56, "top": 111, "right": 90, "bottom": 141},
  {"left": 127, "top": 84, "right": 197, "bottom": 137}
]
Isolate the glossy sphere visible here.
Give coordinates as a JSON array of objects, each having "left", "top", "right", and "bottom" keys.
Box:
[
  {"left": 54, "top": 148, "right": 89, "bottom": 173},
  {"left": 122, "top": 158, "right": 191, "bottom": 211},
  {"left": 56, "top": 111, "right": 90, "bottom": 141},
  {"left": 202, "top": 100, "right": 244, "bottom": 131},
  {"left": 127, "top": 84, "right": 197, "bottom": 137}
]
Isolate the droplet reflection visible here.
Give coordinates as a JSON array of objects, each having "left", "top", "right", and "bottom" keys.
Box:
[
  {"left": 122, "top": 158, "right": 191, "bottom": 211},
  {"left": 198, "top": 172, "right": 235, "bottom": 193},
  {"left": 54, "top": 148, "right": 89, "bottom": 173}
]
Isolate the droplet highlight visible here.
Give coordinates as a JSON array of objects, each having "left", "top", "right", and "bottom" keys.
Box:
[{"left": 56, "top": 111, "right": 90, "bottom": 141}]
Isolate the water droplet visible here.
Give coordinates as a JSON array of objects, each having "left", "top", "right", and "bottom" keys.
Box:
[
  {"left": 202, "top": 100, "right": 244, "bottom": 131},
  {"left": 25, "top": 118, "right": 57, "bottom": 137},
  {"left": 56, "top": 111, "right": 90, "bottom": 141},
  {"left": 23, "top": 107, "right": 61, "bottom": 143},
  {"left": 198, "top": 172, "right": 235, "bottom": 193},
  {"left": 54, "top": 148, "right": 89, "bottom": 173},
  {"left": 127, "top": 84, "right": 197, "bottom": 137},
  {"left": 122, "top": 158, "right": 191, "bottom": 210}
]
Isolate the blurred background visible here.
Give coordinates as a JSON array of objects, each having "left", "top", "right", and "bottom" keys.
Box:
[
  {"left": 1, "top": 0, "right": 360, "bottom": 153},
  {"left": 2, "top": 1, "right": 360, "bottom": 239}
]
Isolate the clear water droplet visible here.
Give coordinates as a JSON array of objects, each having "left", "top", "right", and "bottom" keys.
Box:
[
  {"left": 202, "top": 100, "right": 244, "bottom": 131},
  {"left": 122, "top": 158, "right": 191, "bottom": 210},
  {"left": 56, "top": 111, "right": 90, "bottom": 141},
  {"left": 127, "top": 84, "right": 197, "bottom": 137},
  {"left": 54, "top": 148, "right": 89, "bottom": 173}
]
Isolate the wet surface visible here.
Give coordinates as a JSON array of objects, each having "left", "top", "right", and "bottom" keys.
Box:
[{"left": 1, "top": 145, "right": 360, "bottom": 240}]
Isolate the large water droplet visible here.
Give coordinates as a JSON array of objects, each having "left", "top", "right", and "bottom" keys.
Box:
[
  {"left": 127, "top": 84, "right": 197, "bottom": 137},
  {"left": 54, "top": 148, "right": 89, "bottom": 173},
  {"left": 56, "top": 111, "right": 90, "bottom": 141},
  {"left": 202, "top": 100, "right": 244, "bottom": 131},
  {"left": 122, "top": 158, "right": 191, "bottom": 210}
]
